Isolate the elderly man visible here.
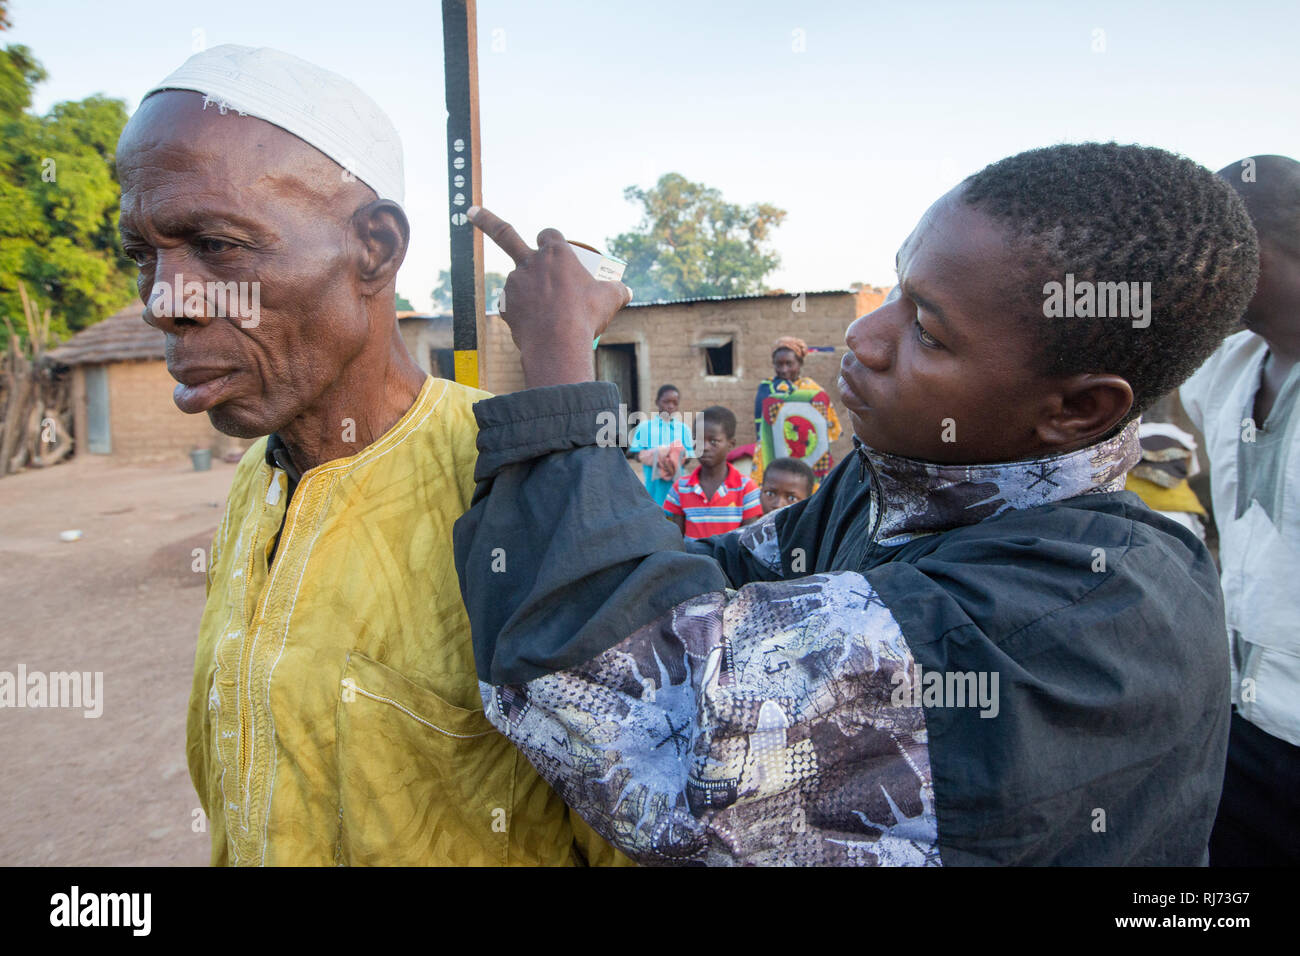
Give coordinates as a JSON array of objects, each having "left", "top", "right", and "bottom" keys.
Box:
[{"left": 116, "top": 45, "right": 624, "bottom": 865}]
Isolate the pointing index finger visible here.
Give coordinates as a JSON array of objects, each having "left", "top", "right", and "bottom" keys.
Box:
[{"left": 468, "top": 205, "right": 533, "bottom": 266}]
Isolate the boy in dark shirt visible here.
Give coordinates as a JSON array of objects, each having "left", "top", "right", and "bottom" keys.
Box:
[{"left": 455, "top": 143, "right": 1258, "bottom": 865}]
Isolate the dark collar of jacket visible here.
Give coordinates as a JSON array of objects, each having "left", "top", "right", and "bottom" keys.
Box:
[
  {"left": 748, "top": 420, "right": 1141, "bottom": 576},
  {"left": 852, "top": 420, "right": 1141, "bottom": 545}
]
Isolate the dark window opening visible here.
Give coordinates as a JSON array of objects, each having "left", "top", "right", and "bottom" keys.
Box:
[{"left": 705, "top": 342, "right": 734, "bottom": 376}]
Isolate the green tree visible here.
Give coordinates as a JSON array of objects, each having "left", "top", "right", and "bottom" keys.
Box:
[
  {"left": 1, "top": 43, "right": 134, "bottom": 347},
  {"left": 394, "top": 293, "right": 414, "bottom": 311},
  {"left": 607, "top": 173, "right": 786, "bottom": 302},
  {"left": 431, "top": 269, "right": 505, "bottom": 312}
]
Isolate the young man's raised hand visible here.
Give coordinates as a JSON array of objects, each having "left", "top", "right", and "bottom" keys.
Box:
[{"left": 469, "top": 205, "right": 632, "bottom": 388}]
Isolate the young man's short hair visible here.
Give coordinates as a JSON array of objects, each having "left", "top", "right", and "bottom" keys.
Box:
[
  {"left": 701, "top": 405, "right": 737, "bottom": 440},
  {"left": 764, "top": 457, "right": 815, "bottom": 495},
  {"left": 961, "top": 142, "right": 1260, "bottom": 422}
]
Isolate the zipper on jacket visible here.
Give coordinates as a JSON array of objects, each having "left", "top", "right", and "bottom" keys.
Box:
[{"left": 853, "top": 437, "right": 886, "bottom": 567}]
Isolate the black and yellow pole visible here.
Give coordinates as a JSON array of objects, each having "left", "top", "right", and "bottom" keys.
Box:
[{"left": 441, "top": 0, "right": 483, "bottom": 388}]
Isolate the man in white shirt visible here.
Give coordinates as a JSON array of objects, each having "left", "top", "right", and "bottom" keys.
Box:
[{"left": 1181, "top": 154, "right": 1300, "bottom": 866}]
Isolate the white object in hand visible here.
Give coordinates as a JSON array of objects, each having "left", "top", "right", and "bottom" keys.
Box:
[{"left": 496, "top": 241, "right": 627, "bottom": 315}]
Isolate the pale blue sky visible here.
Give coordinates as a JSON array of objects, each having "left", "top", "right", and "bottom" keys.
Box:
[{"left": 8, "top": 0, "right": 1299, "bottom": 311}]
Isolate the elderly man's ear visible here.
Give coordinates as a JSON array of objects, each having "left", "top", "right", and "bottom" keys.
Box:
[{"left": 351, "top": 200, "right": 411, "bottom": 296}]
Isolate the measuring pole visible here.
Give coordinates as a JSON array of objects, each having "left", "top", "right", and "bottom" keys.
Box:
[{"left": 441, "top": 0, "right": 484, "bottom": 388}]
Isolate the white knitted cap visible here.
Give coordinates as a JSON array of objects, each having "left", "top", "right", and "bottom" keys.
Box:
[{"left": 145, "top": 44, "right": 404, "bottom": 204}]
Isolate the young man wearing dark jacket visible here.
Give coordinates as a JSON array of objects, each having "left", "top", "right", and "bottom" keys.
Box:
[{"left": 454, "top": 143, "right": 1259, "bottom": 865}]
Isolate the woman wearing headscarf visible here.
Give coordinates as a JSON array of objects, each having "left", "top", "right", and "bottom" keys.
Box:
[{"left": 751, "top": 336, "right": 841, "bottom": 486}]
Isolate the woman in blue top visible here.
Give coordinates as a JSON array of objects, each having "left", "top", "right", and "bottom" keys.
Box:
[{"left": 628, "top": 384, "right": 694, "bottom": 506}]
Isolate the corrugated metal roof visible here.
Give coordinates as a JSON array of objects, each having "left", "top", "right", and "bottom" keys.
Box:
[
  {"left": 625, "top": 289, "right": 856, "bottom": 308},
  {"left": 46, "top": 303, "right": 161, "bottom": 366}
]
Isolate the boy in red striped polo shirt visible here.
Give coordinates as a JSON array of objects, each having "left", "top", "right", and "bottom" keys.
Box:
[{"left": 664, "top": 406, "right": 762, "bottom": 538}]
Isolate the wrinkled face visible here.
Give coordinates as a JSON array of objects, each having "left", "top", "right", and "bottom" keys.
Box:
[
  {"left": 696, "top": 423, "right": 733, "bottom": 468},
  {"left": 773, "top": 348, "right": 801, "bottom": 381},
  {"left": 656, "top": 389, "right": 680, "bottom": 416},
  {"left": 116, "top": 91, "right": 377, "bottom": 438},
  {"left": 760, "top": 469, "right": 810, "bottom": 514},
  {"left": 839, "top": 185, "right": 1060, "bottom": 463}
]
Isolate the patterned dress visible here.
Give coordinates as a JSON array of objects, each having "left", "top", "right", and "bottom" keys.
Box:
[{"left": 752, "top": 376, "right": 842, "bottom": 486}]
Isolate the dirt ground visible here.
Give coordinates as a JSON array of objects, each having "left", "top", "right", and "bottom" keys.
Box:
[{"left": 0, "top": 454, "right": 242, "bottom": 866}]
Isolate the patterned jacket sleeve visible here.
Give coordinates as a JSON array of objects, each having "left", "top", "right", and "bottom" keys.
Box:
[
  {"left": 454, "top": 383, "right": 937, "bottom": 865},
  {"left": 481, "top": 572, "right": 937, "bottom": 865}
]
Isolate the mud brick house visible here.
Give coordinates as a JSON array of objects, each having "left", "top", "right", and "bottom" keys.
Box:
[
  {"left": 480, "top": 287, "right": 890, "bottom": 468},
  {"left": 46, "top": 304, "right": 250, "bottom": 463}
]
